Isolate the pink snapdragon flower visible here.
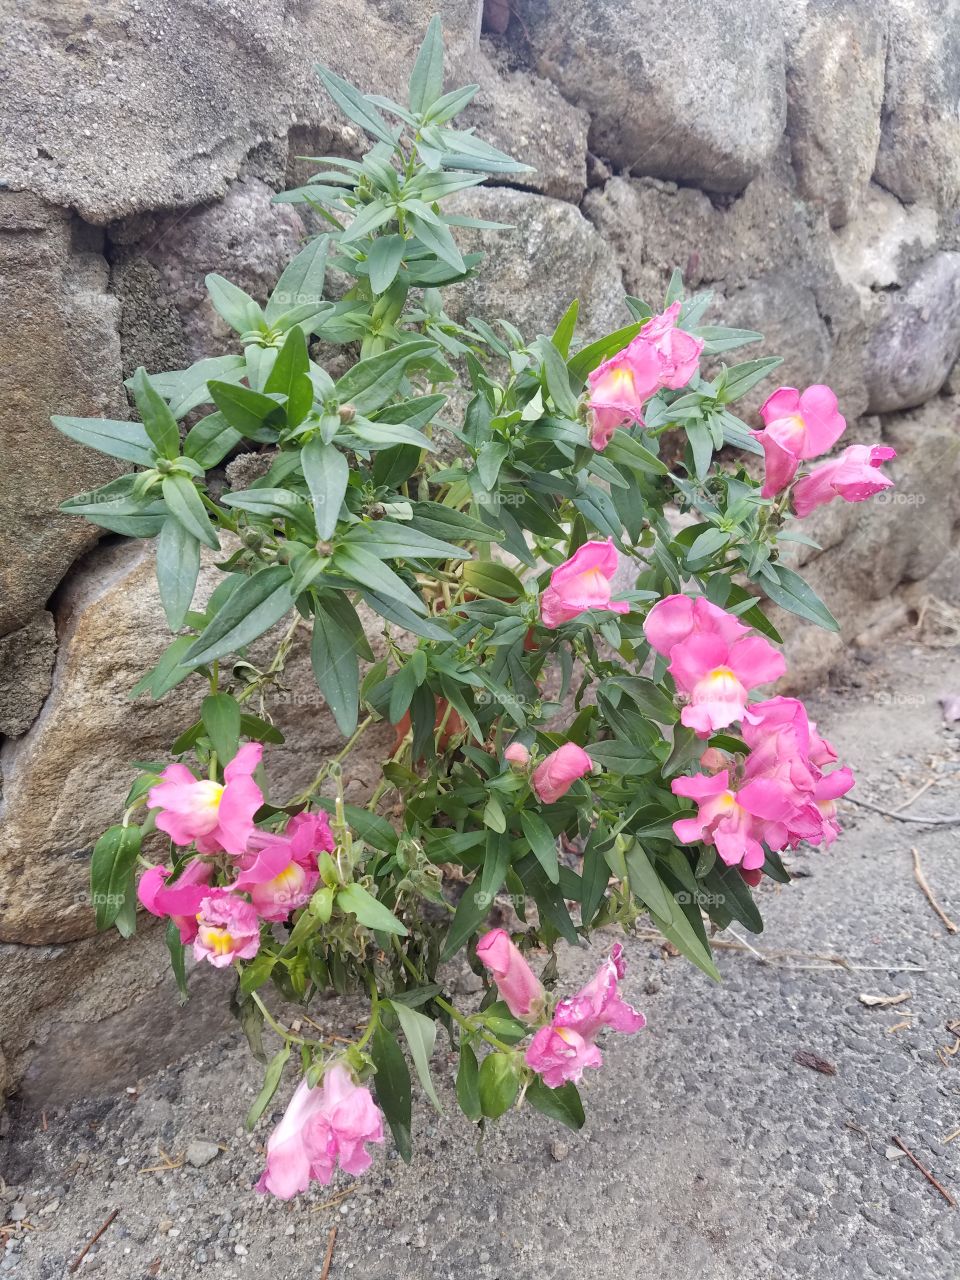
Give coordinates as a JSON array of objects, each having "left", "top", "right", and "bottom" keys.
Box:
[
  {"left": 193, "top": 889, "right": 261, "bottom": 967},
  {"left": 476, "top": 929, "right": 545, "bottom": 1020},
  {"left": 639, "top": 301, "right": 704, "bottom": 389},
  {"left": 532, "top": 742, "right": 594, "bottom": 803},
  {"left": 792, "top": 444, "right": 896, "bottom": 518},
  {"left": 553, "top": 943, "right": 646, "bottom": 1040},
  {"left": 586, "top": 341, "right": 661, "bottom": 449},
  {"left": 234, "top": 811, "right": 335, "bottom": 922},
  {"left": 540, "top": 539, "right": 630, "bottom": 629},
  {"left": 148, "top": 743, "right": 263, "bottom": 856},
  {"left": 643, "top": 593, "right": 749, "bottom": 657},
  {"left": 667, "top": 631, "right": 787, "bottom": 736},
  {"left": 255, "top": 1066, "right": 385, "bottom": 1200},
  {"left": 137, "top": 858, "right": 213, "bottom": 944},
  {"left": 752, "top": 385, "right": 847, "bottom": 498},
  {"left": 504, "top": 742, "right": 531, "bottom": 767},
  {"left": 672, "top": 769, "right": 781, "bottom": 870},
  {"left": 525, "top": 944, "right": 645, "bottom": 1088}
]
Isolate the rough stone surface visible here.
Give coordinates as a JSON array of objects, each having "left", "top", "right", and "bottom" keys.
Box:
[
  {"left": 786, "top": 1, "right": 887, "bottom": 227},
  {"left": 0, "top": 0, "right": 484, "bottom": 224},
  {"left": 448, "top": 187, "right": 626, "bottom": 342},
  {"left": 4, "top": 642, "right": 959, "bottom": 1277},
  {"left": 513, "top": 0, "right": 789, "bottom": 192},
  {"left": 0, "top": 612, "right": 56, "bottom": 738},
  {"left": 865, "top": 252, "right": 960, "bottom": 413},
  {"left": 0, "top": 539, "right": 394, "bottom": 946},
  {"left": 830, "top": 185, "right": 940, "bottom": 294},
  {"left": 0, "top": 192, "right": 124, "bottom": 636},
  {"left": 873, "top": 0, "right": 960, "bottom": 210}
]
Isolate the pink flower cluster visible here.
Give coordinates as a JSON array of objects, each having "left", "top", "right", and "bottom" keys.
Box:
[
  {"left": 644, "top": 595, "right": 855, "bottom": 870},
  {"left": 586, "top": 302, "right": 703, "bottom": 449},
  {"left": 138, "top": 745, "right": 335, "bottom": 969},
  {"left": 753, "top": 384, "right": 895, "bottom": 516},
  {"left": 478, "top": 930, "right": 645, "bottom": 1088},
  {"left": 255, "top": 1065, "right": 385, "bottom": 1200}
]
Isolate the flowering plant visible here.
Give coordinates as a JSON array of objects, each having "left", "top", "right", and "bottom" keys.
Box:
[{"left": 56, "top": 19, "right": 893, "bottom": 1197}]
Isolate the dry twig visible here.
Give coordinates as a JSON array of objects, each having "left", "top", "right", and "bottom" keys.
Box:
[
  {"left": 890, "top": 1136, "right": 956, "bottom": 1207},
  {"left": 911, "top": 847, "right": 958, "bottom": 934},
  {"left": 320, "top": 1225, "right": 338, "bottom": 1280},
  {"left": 892, "top": 778, "right": 940, "bottom": 813},
  {"left": 69, "top": 1209, "right": 119, "bottom": 1273},
  {"left": 847, "top": 796, "right": 960, "bottom": 826}
]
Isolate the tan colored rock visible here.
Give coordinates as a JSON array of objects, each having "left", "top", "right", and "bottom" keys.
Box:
[
  {"left": 0, "top": 192, "right": 124, "bottom": 635},
  {"left": 786, "top": 1, "right": 887, "bottom": 228},
  {"left": 0, "top": 537, "right": 394, "bottom": 945}
]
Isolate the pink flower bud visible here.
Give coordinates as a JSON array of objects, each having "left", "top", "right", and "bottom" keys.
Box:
[
  {"left": 476, "top": 928, "right": 544, "bottom": 1019},
  {"left": 504, "top": 742, "right": 530, "bottom": 766},
  {"left": 540, "top": 539, "right": 629, "bottom": 630},
  {"left": 532, "top": 742, "right": 594, "bottom": 804}
]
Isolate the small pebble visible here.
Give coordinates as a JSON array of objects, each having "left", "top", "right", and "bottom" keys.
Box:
[{"left": 186, "top": 1140, "right": 222, "bottom": 1168}]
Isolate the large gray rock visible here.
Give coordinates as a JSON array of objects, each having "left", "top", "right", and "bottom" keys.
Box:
[
  {"left": 786, "top": 1, "right": 887, "bottom": 228},
  {"left": 0, "top": 0, "right": 484, "bottom": 223},
  {"left": 513, "top": 0, "right": 788, "bottom": 192},
  {"left": 448, "top": 188, "right": 626, "bottom": 342},
  {"left": 873, "top": 0, "right": 960, "bottom": 210},
  {"left": 0, "top": 539, "right": 394, "bottom": 946},
  {"left": 829, "top": 185, "right": 940, "bottom": 294},
  {"left": 0, "top": 192, "right": 124, "bottom": 637},
  {"left": 865, "top": 252, "right": 960, "bottom": 413},
  {"left": 112, "top": 179, "right": 306, "bottom": 363},
  {"left": 0, "top": 612, "right": 56, "bottom": 738}
]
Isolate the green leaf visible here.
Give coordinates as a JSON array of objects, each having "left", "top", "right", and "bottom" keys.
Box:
[
  {"left": 461, "top": 560, "right": 524, "bottom": 601},
  {"left": 475, "top": 440, "right": 509, "bottom": 491},
  {"left": 371, "top": 1023, "right": 413, "bottom": 1161},
  {"left": 165, "top": 918, "right": 189, "bottom": 1004},
  {"left": 183, "top": 565, "right": 296, "bottom": 665},
  {"left": 602, "top": 430, "right": 669, "bottom": 476},
  {"left": 156, "top": 516, "right": 201, "bottom": 630},
  {"left": 360, "top": 588, "right": 451, "bottom": 642},
  {"left": 366, "top": 233, "right": 406, "bottom": 294},
  {"left": 337, "top": 883, "right": 408, "bottom": 936},
  {"left": 406, "top": 211, "right": 465, "bottom": 273},
  {"left": 567, "top": 322, "right": 646, "bottom": 383},
  {"left": 265, "top": 235, "right": 329, "bottom": 324},
  {"left": 130, "top": 634, "right": 197, "bottom": 700},
  {"left": 131, "top": 366, "right": 180, "bottom": 460},
  {"left": 423, "top": 83, "right": 479, "bottom": 125},
  {"left": 478, "top": 1052, "right": 519, "bottom": 1120},
  {"left": 311, "top": 598, "right": 360, "bottom": 736},
  {"left": 519, "top": 811, "right": 560, "bottom": 885},
  {"left": 90, "top": 825, "right": 141, "bottom": 934},
  {"left": 333, "top": 545, "right": 427, "bottom": 615},
  {"left": 647, "top": 898, "right": 721, "bottom": 982},
  {"left": 146, "top": 355, "right": 246, "bottom": 419},
  {"left": 344, "top": 520, "right": 466, "bottom": 561},
  {"left": 205, "top": 274, "right": 264, "bottom": 334},
  {"left": 758, "top": 563, "right": 839, "bottom": 632},
  {"left": 334, "top": 338, "right": 436, "bottom": 414},
  {"left": 264, "top": 327, "right": 313, "bottom": 427},
  {"left": 535, "top": 336, "right": 579, "bottom": 417},
  {"left": 201, "top": 693, "right": 242, "bottom": 764},
  {"left": 161, "top": 474, "right": 220, "bottom": 550},
  {"left": 52, "top": 415, "right": 155, "bottom": 467},
  {"left": 391, "top": 1002, "right": 442, "bottom": 1112},
  {"left": 315, "top": 64, "right": 396, "bottom": 144},
  {"left": 526, "top": 1078, "right": 585, "bottom": 1130},
  {"left": 717, "top": 357, "right": 783, "bottom": 404},
  {"left": 208, "top": 380, "right": 283, "bottom": 438},
  {"left": 408, "top": 14, "right": 445, "bottom": 113},
  {"left": 455, "top": 1042, "right": 482, "bottom": 1122},
  {"left": 301, "top": 439, "right": 348, "bottom": 541},
  {"left": 60, "top": 477, "right": 167, "bottom": 538},
  {"left": 551, "top": 299, "right": 579, "bottom": 358},
  {"left": 607, "top": 676, "right": 678, "bottom": 724},
  {"left": 183, "top": 411, "right": 243, "bottom": 469},
  {"left": 245, "top": 1046, "right": 290, "bottom": 1131},
  {"left": 620, "top": 841, "right": 675, "bottom": 919}
]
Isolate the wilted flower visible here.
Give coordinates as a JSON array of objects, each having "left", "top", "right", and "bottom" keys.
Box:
[
  {"left": 255, "top": 1067, "right": 385, "bottom": 1200},
  {"left": 792, "top": 443, "right": 896, "bottom": 518},
  {"left": 476, "top": 928, "right": 544, "bottom": 1019}
]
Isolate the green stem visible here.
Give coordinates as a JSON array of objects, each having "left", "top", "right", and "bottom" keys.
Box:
[{"left": 434, "top": 995, "right": 515, "bottom": 1053}]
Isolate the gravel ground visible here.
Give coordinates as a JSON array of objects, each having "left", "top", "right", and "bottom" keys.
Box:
[{"left": 3, "top": 639, "right": 960, "bottom": 1279}]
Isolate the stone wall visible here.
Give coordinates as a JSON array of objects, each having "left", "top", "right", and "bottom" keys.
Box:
[{"left": 1, "top": 0, "right": 959, "bottom": 1100}]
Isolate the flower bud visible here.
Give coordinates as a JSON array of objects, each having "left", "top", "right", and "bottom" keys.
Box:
[
  {"left": 504, "top": 742, "right": 530, "bottom": 768},
  {"left": 338, "top": 403, "right": 356, "bottom": 424}
]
